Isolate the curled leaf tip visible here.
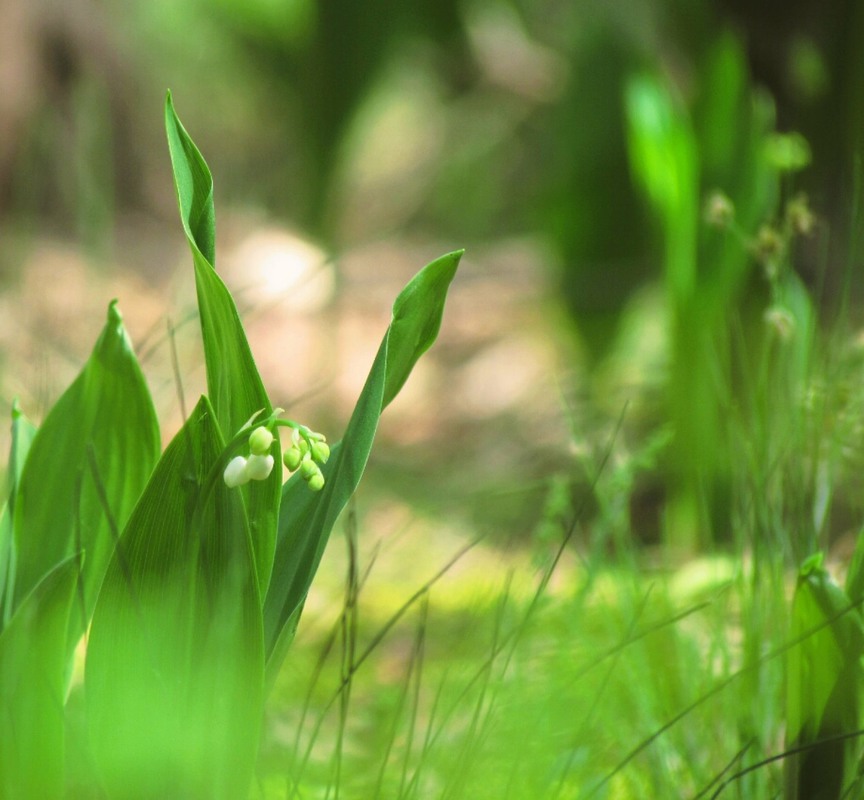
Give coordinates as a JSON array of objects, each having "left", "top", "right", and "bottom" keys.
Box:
[{"left": 107, "top": 299, "right": 123, "bottom": 323}]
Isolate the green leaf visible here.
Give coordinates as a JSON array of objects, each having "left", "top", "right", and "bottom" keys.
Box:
[
  {"left": 624, "top": 73, "right": 699, "bottom": 304},
  {"left": 786, "top": 555, "right": 864, "bottom": 796},
  {"left": 5, "top": 399, "right": 37, "bottom": 499},
  {"left": 12, "top": 302, "right": 160, "bottom": 632},
  {"left": 0, "top": 401, "right": 37, "bottom": 629},
  {"left": 165, "top": 91, "right": 279, "bottom": 595},
  {"left": 382, "top": 251, "right": 462, "bottom": 408},
  {"left": 264, "top": 250, "right": 462, "bottom": 683},
  {"left": 0, "top": 555, "right": 79, "bottom": 799},
  {"left": 86, "top": 395, "right": 264, "bottom": 799}
]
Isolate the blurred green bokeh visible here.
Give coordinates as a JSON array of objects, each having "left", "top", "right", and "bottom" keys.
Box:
[
  {"left": 2, "top": 0, "right": 863, "bottom": 550},
  {"left": 3, "top": 0, "right": 861, "bottom": 264}
]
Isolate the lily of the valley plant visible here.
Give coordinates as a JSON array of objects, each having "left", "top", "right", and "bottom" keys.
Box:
[{"left": 0, "top": 92, "right": 462, "bottom": 799}]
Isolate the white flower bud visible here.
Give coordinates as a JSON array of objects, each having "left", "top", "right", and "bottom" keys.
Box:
[
  {"left": 224, "top": 456, "right": 250, "bottom": 488},
  {"left": 249, "top": 426, "right": 274, "bottom": 455},
  {"left": 246, "top": 453, "right": 275, "bottom": 481}
]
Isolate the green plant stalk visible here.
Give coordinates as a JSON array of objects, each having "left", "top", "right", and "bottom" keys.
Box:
[{"left": 624, "top": 43, "right": 783, "bottom": 550}]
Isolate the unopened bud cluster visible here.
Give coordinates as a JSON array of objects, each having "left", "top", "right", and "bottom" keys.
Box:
[
  {"left": 701, "top": 183, "right": 817, "bottom": 349},
  {"left": 283, "top": 429, "right": 329, "bottom": 492},
  {"left": 704, "top": 184, "right": 816, "bottom": 284},
  {"left": 222, "top": 414, "right": 330, "bottom": 493},
  {"left": 224, "top": 425, "right": 276, "bottom": 488}
]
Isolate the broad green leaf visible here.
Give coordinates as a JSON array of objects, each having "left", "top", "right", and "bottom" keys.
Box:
[
  {"left": 0, "top": 555, "right": 78, "bottom": 799},
  {"left": 0, "top": 401, "right": 37, "bottom": 628},
  {"left": 86, "top": 395, "right": 264, "bottom": 799},
  {"left": 12, "top": 301, "right": 159, "bottom": 631},
  {"left": 264, "top": 250, "right": 462, "bottom": 682},
  {"left": 786, "top": 554, "right": 863, "bottom": 797},
  {"left": 165, "top": 91, "right": 279, "bottom": 595}
]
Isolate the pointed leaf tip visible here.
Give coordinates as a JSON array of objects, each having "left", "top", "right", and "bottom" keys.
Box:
[{"left": 107, "top": 299, "right": 122, "bottom": 324}]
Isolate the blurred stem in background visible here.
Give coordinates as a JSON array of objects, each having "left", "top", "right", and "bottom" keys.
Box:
[
  {"left": 623, "top": 34, "right": 782, "bottom": 552},
  {"left": 204, "top": 0, "right": 470, "bottom": 239}
]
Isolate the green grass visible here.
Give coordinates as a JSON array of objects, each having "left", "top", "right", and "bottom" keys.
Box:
[{"left": 253, "top": 515, "right": 787, "bottom": 798}]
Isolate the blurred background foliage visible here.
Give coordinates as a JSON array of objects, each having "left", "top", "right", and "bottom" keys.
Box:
[{"left": 1, "top": 0, "right": 864, "bottom": 554}]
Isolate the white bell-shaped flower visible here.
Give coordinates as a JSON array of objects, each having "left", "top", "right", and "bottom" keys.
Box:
[
  {"left": 246, "top": 453, "right": 275, "bottom": 481},
  {"left": 224, "top": 455, "right": 250, "bottom": 488}
]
